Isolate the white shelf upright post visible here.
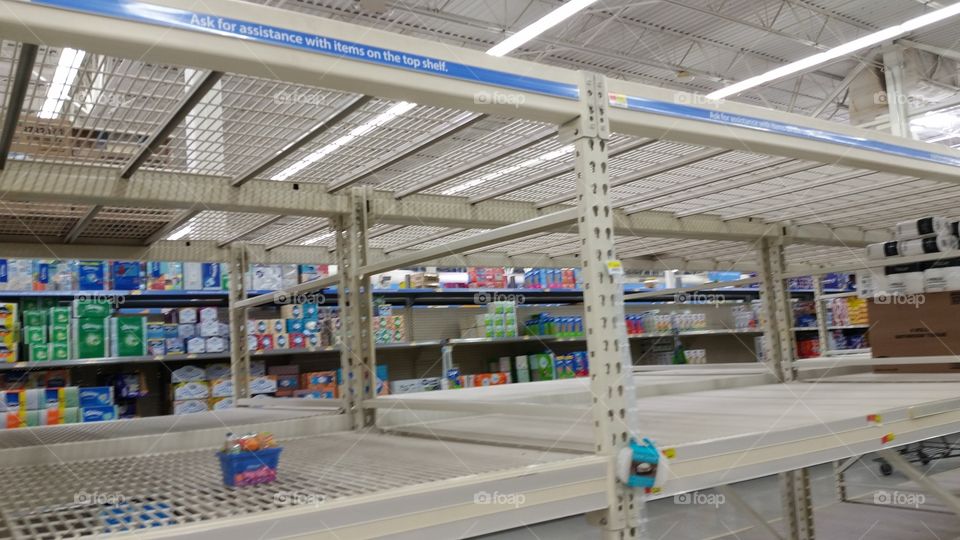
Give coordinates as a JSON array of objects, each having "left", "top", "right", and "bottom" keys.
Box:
[
  {"left": 570, "top": 72, "right": 643, "bottom": 539},
  {"left": 337, "top": 186, "right": 377, "bottom": 429},
  {"left": 758, "top": 237, "right": 815, "bottom": 540},
  {"left": 228, "top": 243, "right": 251, "bottom": 399},
  {"left": 812, "top": 277, "right": 830, "bottom": 357}
]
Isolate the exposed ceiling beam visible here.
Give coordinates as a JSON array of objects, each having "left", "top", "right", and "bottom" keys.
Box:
[
  {"left": 326, "top": 113, "right": 486, "bottom": 193},
  {"left": 63, "top": 205, "right": 102, "bottom": 243},
  {"left": 216, "top": 215, "right": 283, "bottom": 248},
  {"left": 231, "top": 94, "right": 372, "bottom": 187},
  {"left": 810, "top": 60, "right": 872, "bottom": 118},
  {"left": 393, "top": 129, "right": 557, "bottom": 199},
  {"left": 264, "top": 221, "right": 331, "bottom": 251},
  {"left": 0, "top": 43, "right": 37, "bottom": 170},
  {"left": 143, "top": 209, "right": 200, "bottom": 245},
  {"left": 120, "top": 70, "right": 224, "bottom": 179}
]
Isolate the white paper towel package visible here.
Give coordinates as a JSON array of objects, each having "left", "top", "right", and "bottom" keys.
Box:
[
  {"left": 898, "top": 234, "right": 959, "bottom": 257},
  {"left": 866, "top": 241, "right": 900, "bottom": 260},
  {"left": 896, "top": 217, "right": 950, "bottom": 240}
]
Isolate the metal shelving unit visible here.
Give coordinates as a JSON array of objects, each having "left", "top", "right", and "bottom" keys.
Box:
[{"left": 0, "top": 1, "right": 958, "bottom": 539}]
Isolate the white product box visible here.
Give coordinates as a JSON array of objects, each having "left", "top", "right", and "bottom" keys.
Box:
[
  {"left": 199, "top": 307, "right": 219, "bottom": 323},
  {"left": 205, "top": 363, "right": 231, "bottom": 381},
  {"left": 172, "top": 381, "right": 209, "bottom": 400},
  {"left": 206, "top": 337, "right": 227, "bottom": 353},
  {"left": 173, "top": 399, "right": 209, "bottom": 415},
  {"left": 186, "top": 337, "right": 206, "bottom": 354},
  {"left": 171, "top": 365, "right": 205, "bottom": 383}
]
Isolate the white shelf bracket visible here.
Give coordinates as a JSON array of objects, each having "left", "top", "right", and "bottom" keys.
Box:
[
  {"left": 570, "top": 71, "right": 645, "bottom": 539},
  {"left": 337, "top": 186, "right": 377, "bottom": 429}
]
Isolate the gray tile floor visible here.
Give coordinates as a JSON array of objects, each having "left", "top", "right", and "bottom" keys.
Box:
[{"left": 482, "top": 450, "right": 960, "bottom": 540}]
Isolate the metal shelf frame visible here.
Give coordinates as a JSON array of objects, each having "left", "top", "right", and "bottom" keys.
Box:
[{"left": 0, "top": 1, "right": 959, "bottom": 539}]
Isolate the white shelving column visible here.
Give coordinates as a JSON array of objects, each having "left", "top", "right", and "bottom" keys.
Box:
[
  {"left": 812, "top": 278, "right": 830, "bottom": 356},
  {"left": 228, "top": 243, "right": 251, "bottom": 399},
  {"left": 337, "top": 187, "right": 377, "bottom": 428},
  {"left": 572, "top": 73, "right": 643, "bottom": 539},
  {"left": 758, "top": 237, "right": 815, "bottom": 540}
]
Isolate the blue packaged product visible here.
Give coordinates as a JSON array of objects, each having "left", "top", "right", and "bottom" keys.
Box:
[
  {"left": 202, "top": 263, "right": 221, "bottom": 291},
  {"left": 286, "top": 319, "right": 305, "bottom": 333},
  {"left": 146, "top": 323, "right": 166, "bottom": 339},
  {"left": 35, "top": 261, "right": 49, "bottom": 288},
  {"left": 81, "top": 405, "right": 119, "bottom": 423},
  {"left": 111, "top": 261, "right": 142, "bottom": 290},
  {"left": 0, "top": 259, "right": 6, "bottom": 284},
  {"left": 302, "top": 302, "right": 319, "bottom": 320},
  {"left": 78, "top": 261, "right": 106, "bottom": 290},
  {"left": 79, "top": 386, "right": 114, "bottom": 407}
]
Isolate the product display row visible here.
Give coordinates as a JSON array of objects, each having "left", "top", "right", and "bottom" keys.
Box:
[{"left": 0, "top": 385, "right": 119, "bottom": 428}]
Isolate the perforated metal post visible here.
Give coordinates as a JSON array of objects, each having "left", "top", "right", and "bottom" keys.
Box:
[
  {"left": 758, "top": 238, "right": 814, "bottom": 540},
  {"left": 336, "top": 187, "right": 376, "bottom": 429},
  {"left": 757, "top": 237, "right": 796, "bottom": 382},
  {"left": 570, "top": 72, "right": 643, "bottom": 539},
  {"left": 812, "top": 277, "right": 829, "bottom": 356},
  {"left": 228, "top": 243, "right": 251, "bottom": 399}
]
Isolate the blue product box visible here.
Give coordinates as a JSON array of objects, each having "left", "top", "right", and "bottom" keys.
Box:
[
  {"left": 111, "top": 261, "right": 142, "bottom": 290},
  {"left": 146, "top": 324, "right": 166, "bottom": 339},
  {"left": 79, "top": 386, "right": 114, "bottom": 407},
  {"left": 78, "top": 261, "right": 106, "bottom": 290},
  {"left": 147, "top": 339, "right": 166, "bottom": 356},
  {"left": 302, "top": 302, "right": 319, "bottom": 320},
  {"left": 0, "top": 259, "right": 7, "bottom": 284},
  {"left": 286, "top": 319, "right": 305, "bottom": 333},
  {"left": 34, "top": 261, "right": 49, "bottom": 287},
  {"left": 163, "top": 324, "right": 179, "bottom": 339},
  {"left": 165, "top": 338, "right": 185, "bottom": 354},
  {"left": 81, "top": 405, "right": 119, "bottom": 423},
  {"left": 202, "top": 263, "right": 221, "bottom": 291}
]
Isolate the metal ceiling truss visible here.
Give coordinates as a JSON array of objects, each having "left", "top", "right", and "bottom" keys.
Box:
[{"left": 0, "top": 43, "right": 37, "bottom": 171}]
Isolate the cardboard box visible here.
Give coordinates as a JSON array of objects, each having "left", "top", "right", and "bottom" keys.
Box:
[{"left": 868, "top": 292, "right": 960, "bottom": 367}]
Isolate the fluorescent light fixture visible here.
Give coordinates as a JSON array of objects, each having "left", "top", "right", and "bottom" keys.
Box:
[
  {"left": 486, "top": 0, "right": 600, "bottom": 57},
  {"left": 302, "top": 232, "right": 334, "bottom": 245},
  {"left": 166, "top": 225, "right": 193, "bottom": 241},
  {"left": 911, "top": 111, "right": 959, "bottom": 131},
  {"left": 442, "top": 144, "right": 574, "bottom": 195},
  {"left": 272, "top": 101, "right": 417, "bottom": 181},
  {"left": 38, "top": 48, "right": 86, "bottom": 119},
  {"left": 706, "top": 2, "right": 960, "bottom": 100}
]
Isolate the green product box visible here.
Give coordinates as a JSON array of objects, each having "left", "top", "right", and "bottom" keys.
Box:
[
  {"left": 72, "top": 318, "right": 108, "bottom": 359},
  {"left": 530, "top": 353, "right": 555, "bottom": 381},
  {"left": 49, "top": 307, "right": 71, "bottom": 325},
  {"left": 50, "top": 342, "right": 70, "bottom": 361},
  {"left": 21, "top": 298, "right": 57, "bottom": 311},
  {"left": 22, "top": 310, "right": 47, "bottom": 327},
  {"left": 23, "top": 326, "right": 47, "bottom": 346},
  {"left": 110, "top": 317, "right": 147, "bottom": 357},
  {"left": 49, "top": 324, "right": 69, "bottom": 344},
  {"left": 29, "top": 344, "right": 50, "bottom": 362},
  {"left": 71, "top": 299, "right": 112, "bottom": 319}
]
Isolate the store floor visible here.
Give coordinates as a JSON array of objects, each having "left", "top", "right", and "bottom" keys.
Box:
[{"left": 480, "top": 452, "right": 960, "bottom": 540}]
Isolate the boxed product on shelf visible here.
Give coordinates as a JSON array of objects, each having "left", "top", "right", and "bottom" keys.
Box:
[
  {"left": 147, "top": 262, "right": 183, "bottom": 290},
  {"left": 71, "top": 298, "right": 112, "bottom": 319},
  {"left": 78, "top": 386, "right": 114, "bottom": 408},
  {"left": 4, "top": 259, "right": 33, "bottom": 291},
  {"left": 22, "top": 325, "right": 46, "bottom": 347},
  {"left": 884, "top": 263, "right": 924, "bottom": 295},
  {"left": 922, "top": 258, "right": 960, "bottom": 292},
  {"left": 77, "top": 261, "right": 108, "bottom": 291},
  {"left": 173, "top": 381, "right": 210, "bottom": 400},
  {"left": 49, "top": 343, "right": 70, "bottom": 360},
  {"left": 173, "top": 399, "right": 210, "bottom": 415},
  {"left": 464, "top": 372, "right": 510, "bottom": 387},
  {"left": 269, "top": 365, "right": 299, "bottom": 397},
  {"left": 186, "top": 337, "right": 206, "bottom": 354},
  {"left": 164, "top": 338, "right": 185, "bottom": 354},
  {"left": 528, "top": 352, "right": 556, "bottom": 381},
  {"left": 109, "top": 317, "right": 147, "bottom": 357},
  {"left": 81, "top": 405, "right": 119, "bottom": 422},
  {"left": 796, "top": 336, "right": 820, "bottom": 359},
  {"left": 390, "top": 377, "right": 442, "bottom": 394},
  {"left": 868, "top": 291, "right": 957, "bottom": 361},
  {"left": 29, "top": 344, "right": 50, "bottom": 362},
  {"left": 210, "top": 378, "right": 233, "bottom": 398},
  {"left": 205, "top": 363, "right": 231, "bottom": 380},
  {"left": 176, "top": 307, "right": 199, "bottom": 325},
  {"left": 22, "top": 309, "right": 46, "bottom": 327},
  {"left": 513, "top": 355, "right": 530, "bottom": 383},
  {"left": 298, "top": 264, "right": 331, "bottom": 284},
  {"left": 110, "top": 261, "right": 143, "bottom": 290},
  {"left": 210, "top": 397, "right": 234, "bottom": 410},
  {"left": 467, "top": 267, "right": 506, "bottom": 288},
  {"left": 171, "top": 365, "right": 205, "bottom": 383},
  {"left": 183, "top": 262, "right": 223, "bottom": 291},
  {"left": 199, "top": 307, "right": 219, "bottom": 323},
  {"left": 206, "top": 336, "right": 228, "bottom": 353},
  {"left": 372, "top": 315, "right": 405, "bottom": 344},
  {"left": 249, "top": 375, "right": 278, "bottom": 395},
  {"left": 72, "top": 318, "right": 108, "bottom": 359},
  {"left": 49, "top": 306, "right": 70, "bottom": 325},
  {"left": 302, "top": 371, "right": 337, "bottom": 393}
]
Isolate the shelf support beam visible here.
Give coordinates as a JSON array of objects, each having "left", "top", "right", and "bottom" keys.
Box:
[
  {"left": 0, "top": 43, "right": 37, "bottom": 170},
  {"left": 231, "top": 95, "right": 371, "bottom": 187},
  {"left": 757, "top": 236, "right": 796, "bottom": 382},
  {"left": 216, "top": 215, "right": 283, "bottom": 248},
  {"left": 228, "top": 243, "right": 251, "bottom": 400},
  {"left": 64, "top": 205, "right": 102, "bottom": 244},
  {"left": 779, "top": 468, "right": 815, "bottom": 540},
  {"left": 571, "top": 72, "right": 643, "bottom": 539},
  {"left": 882, "top": 45, "right": 912, "bottom": 139},
  {"left": 337, "top": 186, "right": 376, "bottom": 429},
  {"left": 120, "top": 70, "right": 225, "bottom": 179}
]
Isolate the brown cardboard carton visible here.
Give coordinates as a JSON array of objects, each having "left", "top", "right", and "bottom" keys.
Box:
[{"left": 868, "top": 291, "right": 960, "bottom": 372}]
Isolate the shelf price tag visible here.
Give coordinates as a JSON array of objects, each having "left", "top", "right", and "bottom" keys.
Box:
[
  {"left": 881, "top": 433, "right": 896, "bottom": 444},
  {"left": 606, "top": 260, "right": 624, "bottom": 276}
]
